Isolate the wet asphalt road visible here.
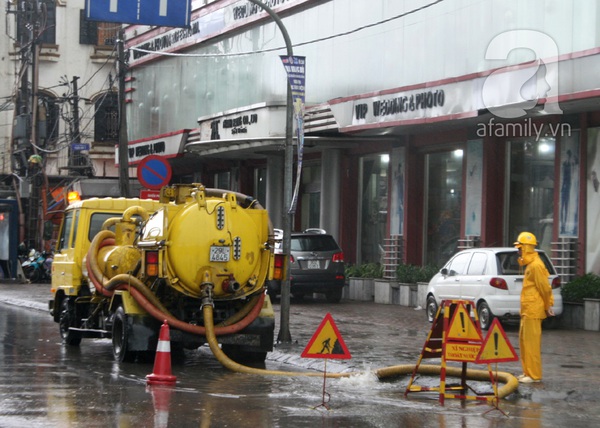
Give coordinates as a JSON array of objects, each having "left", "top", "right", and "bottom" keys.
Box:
[{"left": 1, "top": 281, "right": 600, "bottom": 427}]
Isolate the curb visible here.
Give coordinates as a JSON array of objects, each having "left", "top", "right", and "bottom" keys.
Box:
[{"left": 0, "top": 298, "right": 47, "bottom": 312}]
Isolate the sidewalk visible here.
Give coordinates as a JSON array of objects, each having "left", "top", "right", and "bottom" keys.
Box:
[
  {"left": 2, "top": 280, "right": 599, "bottom": 408},
  {"left": 0, "top": 280, "right": 49, "bottom": 312}
]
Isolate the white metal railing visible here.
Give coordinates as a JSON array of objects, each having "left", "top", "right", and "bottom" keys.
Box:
[{"left": 382, "top": 235, "right": 403, "bottom": 280}]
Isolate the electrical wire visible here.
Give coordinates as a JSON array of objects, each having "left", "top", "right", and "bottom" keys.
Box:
[{"left": 130, "top": 0, "right": 445, "bottom": 59}]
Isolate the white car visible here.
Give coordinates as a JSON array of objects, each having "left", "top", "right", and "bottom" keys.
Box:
[{"left": 425, "top": 247, "right": 563, "bottom": 329}]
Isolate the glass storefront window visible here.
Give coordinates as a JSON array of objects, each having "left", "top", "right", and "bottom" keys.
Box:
[
  {"left": 254, "top": 167, "right": 267, "bottom": 207},
  {"left": 425, "top": 150, "right": 463, "bottom": 267},
  {"left": 214, "top": 171, "right": 231, "bottom": 189},
  {"left": 358, "top": 154, "right": 389, "bottom": 264},
  {"left": 507, "top": 138, "right": 555, "bottom": 253}
]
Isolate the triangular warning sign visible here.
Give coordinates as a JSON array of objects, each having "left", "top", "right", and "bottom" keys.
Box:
[
  {"left": 301, "top": 313, "right": 351, "bottom": 359},
  {"left": 476, "top": 318, "right": 519, "bottom": 363},
  {"left": 446, "top": 303, "right": 482, "bottom": 341}
]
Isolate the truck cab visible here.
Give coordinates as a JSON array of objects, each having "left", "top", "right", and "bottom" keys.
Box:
[{"left": 50, "top": 197, "right": 162, "bottom": 318}]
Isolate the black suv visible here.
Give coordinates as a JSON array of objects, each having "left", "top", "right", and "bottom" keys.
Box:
[{"left": 268, "top": 229, "right": 346, "bottom": 303}]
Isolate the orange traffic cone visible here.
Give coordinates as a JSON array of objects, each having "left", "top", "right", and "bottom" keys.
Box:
[{"left": 146, "top": 320, "right": 177, "bottom": 385}]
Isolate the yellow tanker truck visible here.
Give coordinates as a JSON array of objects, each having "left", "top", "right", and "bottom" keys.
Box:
[{"left": 50, "top": 183, "right": 278, "bottom": 363}]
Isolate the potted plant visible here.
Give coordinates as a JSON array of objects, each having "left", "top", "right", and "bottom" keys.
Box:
[
  {"left": 346, "top": 262, "right": 382, "bottom": 301},
  {"left": 561, "top": 273, "right": 600, "bottom": 331},
  {"left": 415, "top": 264, "right": 439, "bottom": 309},
  {"left": 393, "top": 264, "right": 439, "bottom": 307}
]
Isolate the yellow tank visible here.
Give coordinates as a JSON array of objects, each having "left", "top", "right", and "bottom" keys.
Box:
[{"left": 139, "top": 184, "right": 272, "bottom": 300}]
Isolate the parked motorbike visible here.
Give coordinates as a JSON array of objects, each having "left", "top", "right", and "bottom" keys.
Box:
[{"left": 21, "top": 250, "right": 53, "bottom": 283}]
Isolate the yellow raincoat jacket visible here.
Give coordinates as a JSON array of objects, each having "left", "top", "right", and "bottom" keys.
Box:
[{"left": 519, "top": 251, "right": 554, "bottom": 319}]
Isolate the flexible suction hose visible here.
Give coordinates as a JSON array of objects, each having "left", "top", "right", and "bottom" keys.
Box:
[
  {"left": 201, "top": 303, "right": 519, "bottom": 398},
  {"left": 85, "top": 230, "right": 266, "bottom": 336},
  {"left": 203, "top": 304, "right": 350, "bottom": 378},
  {"left": 375, "top": 364, "right": 519, "bottom": 398}
]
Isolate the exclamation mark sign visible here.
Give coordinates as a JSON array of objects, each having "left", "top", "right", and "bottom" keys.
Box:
[
  {"left": 494, "top": 332, "right": 499, "bottom": 356},
  {"left": 459, "top": 312, "right": 466, "bottom": 334}
]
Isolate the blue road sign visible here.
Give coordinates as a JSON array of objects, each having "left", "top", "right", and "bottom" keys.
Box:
[
  {"left": 137, "top": 155, "right": 172, "bottom": 190},
  {"left": 86, "top": 0, "right": 191, "bottom": 27},
  {"left": 71, "top": 143, "right": 90, "bottom": 151}
]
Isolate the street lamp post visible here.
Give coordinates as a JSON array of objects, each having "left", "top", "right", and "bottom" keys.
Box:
[
  {"left": 117, "top": 29, "right": 131, "bottom": 198},
  {"left": 246, "top": 0, "right": 294, "bottom": 343}
]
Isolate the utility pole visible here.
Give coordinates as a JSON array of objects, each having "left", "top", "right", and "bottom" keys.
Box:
[
  {"left": 246, "top": 0, "right": 294, "bottom": 343},
  {"left": 67, "top": 76, "right": 91, "bottom": 176},
  {"left": 71, "top": 76, "right": 80, "bottom": 153},
  {"left": 26, "top": 0, "right": 42, "bottom": 250},
  {"left": 117, "top": 29, "right": 130, "bottom": 197}
]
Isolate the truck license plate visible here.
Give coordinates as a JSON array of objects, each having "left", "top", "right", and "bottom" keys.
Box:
[
  {"left": 307, "top": 260, "right": 320, "bottom": 269},
  {"left": 210, "top": 246, "right": 230, "bottom": 262}
]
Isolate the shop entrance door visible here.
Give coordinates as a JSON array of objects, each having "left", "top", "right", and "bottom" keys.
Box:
[{"left": 424, "top": 150, "right": 463, "bottom": 267}]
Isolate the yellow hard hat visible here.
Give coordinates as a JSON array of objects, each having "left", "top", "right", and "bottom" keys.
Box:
[{"left": 513, "top": 231, "right": 537, "bottom": 247}]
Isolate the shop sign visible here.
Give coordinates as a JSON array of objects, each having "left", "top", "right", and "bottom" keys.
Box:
[
  {"left": 197, "top": 104, "right": 287, "bottom": 141},
  {"left": 329, "top": 79, "right": 478, "bottom": 132},
  {"left": 128, "top": 0, "right": 312, "bottom": 67},
  {"left": 115, "top": 129, "right": 189, "bottom": 166}
]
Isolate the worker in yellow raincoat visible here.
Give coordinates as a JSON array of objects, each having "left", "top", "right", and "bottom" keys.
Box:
[{"left": 514, "top": 232, "right": 555, "bottom": 383}]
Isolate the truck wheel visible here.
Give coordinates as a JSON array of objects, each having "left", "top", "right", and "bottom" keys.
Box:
[
  {"left": 112, "top": 306, "right": 134, "bottom": 363},
  {"left": 59, "top": 298, "right": 82, "bottom": 346},
  {"left": 325, "top": 288, "right": 343, "bottom": 303}
]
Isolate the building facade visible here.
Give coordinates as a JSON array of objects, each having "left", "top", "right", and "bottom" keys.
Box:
[
  {"left": 4, "top": 0, "right": 600, "bottom": 280},
  {"left": 121, "top": 0, "right": 600, "bottom": 279}
]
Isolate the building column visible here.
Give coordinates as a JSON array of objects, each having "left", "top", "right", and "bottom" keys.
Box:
[{"left": 320, "top": 149, "right": 342, "bottom": 241}]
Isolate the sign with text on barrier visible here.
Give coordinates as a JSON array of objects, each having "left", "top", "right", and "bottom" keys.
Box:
[
  {"left": 405, "top": 300, "right": 504, "bottom": 406},
  {"left": 444, "top": 301, "right": 483, "bottom": 362},
  {"left": 86, "top": 0, "right": 191, "bottom": 27}
]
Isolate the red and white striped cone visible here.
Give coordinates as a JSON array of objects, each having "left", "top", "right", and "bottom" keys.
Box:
[{"left": 146, "top": 320, "right": 177, "bottom": 385}]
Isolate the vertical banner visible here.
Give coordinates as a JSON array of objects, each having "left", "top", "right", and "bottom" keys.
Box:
[
  {"left": 587, "top": 128, "right": 600, "bottom": 273},
  {"left": 465, "top": 139, "right": 483, "bottom": 237},
  {"left": 390, "top": 147, "right": 405, "bottom": 235},
  {"left": 280, "top": 55, "right": 306, "bottom": 214},
  {"left": 559, "top": 131, "right": 580, "bottom": 238}
]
